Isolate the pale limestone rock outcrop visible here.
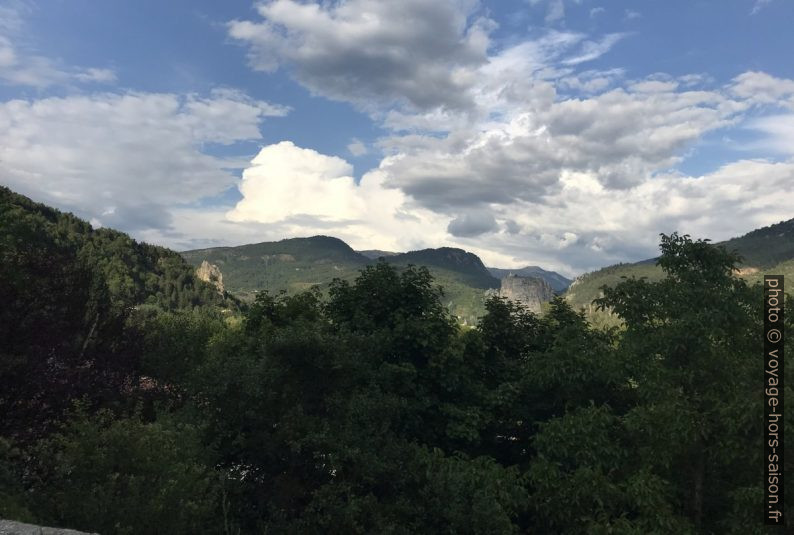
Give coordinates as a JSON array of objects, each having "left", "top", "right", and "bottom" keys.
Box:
[
  {"left": 499, "top": 274, "right": 555, "bottom": 314},
  {"left": 196, "top": 260, "right": 224, "bottom": 294}
]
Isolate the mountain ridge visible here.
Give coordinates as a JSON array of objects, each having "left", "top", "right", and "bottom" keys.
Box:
[
  {"left": 181, "top": 237, "right": 569, "bottom": 323},
  {"left": 563, "top": 218, "right": 794, "bottom": 319},
  {"left": 387, "top": 247, "right": 499, "bottom": 290},
  {"left": 181, "top": 239, "right": 500, "bottom": 322}
]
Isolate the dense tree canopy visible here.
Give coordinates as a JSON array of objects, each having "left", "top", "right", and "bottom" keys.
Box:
[
  {"left": 0, "top": 186, "right": 237, "bottom": 439},
  {"left": 0, "top": 199, "right": 790, "bottom": 534}
]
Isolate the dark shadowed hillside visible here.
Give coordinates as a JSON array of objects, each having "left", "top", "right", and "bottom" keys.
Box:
[
  {"left": 0, "top": 186, "right": 236, "bottom": 312},
  {"left": 0, "top": 185, "right": 237, "bottom": 445}
]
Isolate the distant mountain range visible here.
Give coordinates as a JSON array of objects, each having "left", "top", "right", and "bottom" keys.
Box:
[
  {"left": 9, "top": 184, "right": 789, "bottom": 326},
  {"left": 181, "top": 238, "right": 571, "bottom": 324},
  {"left": 360, "top": 248, "right": 571, "bottom": 290}
]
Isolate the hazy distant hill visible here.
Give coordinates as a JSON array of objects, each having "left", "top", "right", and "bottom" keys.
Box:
[
  {"left": 564, "top": 218, "right": 794, "bottom": 319},
  {"left": 488, "top": 266, "right": 572, "bottom": 292}
]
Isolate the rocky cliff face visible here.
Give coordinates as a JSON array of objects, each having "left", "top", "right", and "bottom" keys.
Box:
[
  {"left": 488, "top": 266, "right": 572, "bottom": 292},
  {"left": 196, "top": 260, "right": 224, "bottom": 294},
  {"left": 499, "top": 274, "right": 555, "bottom": 314}
]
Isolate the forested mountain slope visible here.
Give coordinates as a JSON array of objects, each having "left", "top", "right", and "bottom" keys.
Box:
[
  {"left": 0, "top": 186, "right": 236, "bottom": 312},
  {"left": 0, "top": 186, "right": 791, "bottom": 532},
  {"left": 181, "top": 236, "right": 370, "bottom": 300},
  {"left": 0, "top": 186, "right": 237, "bottom": 442},
  {"left": 565, "top": 218, "right": 794, "bottom": 315},
  {"left": 182, "top": 240, "right": 503, "bottom": 323},
  {"left": 387, "top": 247, "right": 499, "bottom": 289},
  {"left": 720, "top": 217, "right": 794, "bottom": 268}
]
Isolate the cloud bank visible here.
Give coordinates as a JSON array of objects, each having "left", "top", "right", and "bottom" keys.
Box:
[
  {"left": 221, "top": 1, "right": 794, "bottom": 274},
  {"left": 4, "top": 0, "right": 794, "bottom": 277},
  {"left": 0, "top": 90, "right": 287, "bottom": 230}
]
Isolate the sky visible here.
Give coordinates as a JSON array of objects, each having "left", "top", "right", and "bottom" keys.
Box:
[{"left": 1, "top": 0, "right": 793, "bottom": 277}]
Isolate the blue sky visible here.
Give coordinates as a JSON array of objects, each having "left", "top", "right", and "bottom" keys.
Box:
[{"left": 1, "top": 0, "right": 793, "bottom": 275}]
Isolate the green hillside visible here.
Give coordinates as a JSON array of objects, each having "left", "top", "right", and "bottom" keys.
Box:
[
  {"left": 386, "top": 248, "right": 500, "bottom": 324},
  {"left": 0, "top": 186, "right": 236, "bottom": 313},
  {"left": 388, "top": 247, "right": 499, "bottom": 289},
  {"left": 181, "top": 236, "right": 370, "bottom": 300},
  {"left": 0, "top": 186, "right": 238, "bottom": 443},
  {"left": 720, "top": 218, "right": 794, "bottom": 268},
  {"left": 565, "top": 262, "right": 664, "bottom": 314},
  {"left": 182, "top": 241, "right": 501, "bottom": 324},
  {"left": 564, "top": 218, "right": 794, "bottom": 319}
]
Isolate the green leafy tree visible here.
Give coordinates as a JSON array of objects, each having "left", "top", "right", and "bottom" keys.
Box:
[
  {"left": 594, "top": 233, "right": 772, "bottom": 532},
  {"left": 0, "top": 438, "right": 35, "bottom": 522},
  {"left": 192, "top": 263, "right": 527, "bottom": 532},
  {"left": 29, "top": 408, "right": 221, "bottom": 535}
]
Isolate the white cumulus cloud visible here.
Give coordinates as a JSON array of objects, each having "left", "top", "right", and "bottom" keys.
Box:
[
  {"left": 0, "top": 91, "right": 287, "bottom": 231},
  {"left": 5, "top": 0, "right": 793, "bottom": 279},
  {"left": 221, "top": 2, "right": 794, "bottom": 273},
  {"left": 224, "top": 141, "right": 451, "bottom": 254},
  {"left": 228, "top": 0, "right": 494, "bottom": 113}
]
